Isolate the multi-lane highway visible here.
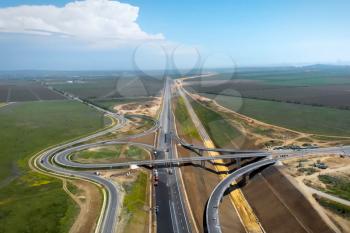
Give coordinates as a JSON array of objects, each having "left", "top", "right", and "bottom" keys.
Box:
[{"left": 155, "top": 77, "right": 192, "bottom": 233}]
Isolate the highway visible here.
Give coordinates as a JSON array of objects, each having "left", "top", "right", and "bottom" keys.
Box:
[{"left": 155, "top": 77, "right": 192, "bottom": 233}]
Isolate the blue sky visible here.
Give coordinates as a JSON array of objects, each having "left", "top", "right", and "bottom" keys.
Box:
[{"left": 0, "top": 0, "right": 349, "bottom": 70}]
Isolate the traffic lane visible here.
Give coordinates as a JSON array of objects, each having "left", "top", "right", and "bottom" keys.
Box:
[
  {"left": 155, "top": 78, "right": 176, "bottom": 233},
  {"left": 168, "top": 165, "right": 191, "bottom": 233},
  {"left": 155, "top": 168, "right": 175, "bottom": 233},
  {"left": 155, "top": 138, "right": 174, "bottom": 233},
  {"left": 167, "top": 78, "right": 191, "bottom": 233}
]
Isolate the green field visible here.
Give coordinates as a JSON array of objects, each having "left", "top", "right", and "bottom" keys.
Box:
[
  {"left": 50, "top": 77, "right": 163, "bottom": 99},
  {"left": 0, "top": 100, "right": 107, "bottom": 233},
  {"left": 72, "top": 144, "right": 148, "bottom": 163},
  {"left": 195, "top": 66, "right": 350, "bottom": 86},
  {"left": 201, "top": 93, "right": 350, "bottom": 137},
  {"left": 174, "top": 97, "right": 201, "bottom": 140},
  {"left": 190, "top": 99, "right": 243, "bottom": 148}
]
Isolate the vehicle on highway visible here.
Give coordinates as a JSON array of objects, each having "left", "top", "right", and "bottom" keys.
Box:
[
  {"left": 154, "top": 180, "right": 159, "bottom": 186},
  {"left": 154, "top": 174, "right": 159, "bottom": 181}
]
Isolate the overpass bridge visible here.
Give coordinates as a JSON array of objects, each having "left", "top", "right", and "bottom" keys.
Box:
[
  {"left": 173, "top": 135, "right": 264, "bottom": 155},
  {"left": 53, "top": 140, "right": 271, "bottom": 170},
  {"left": 206, "top": 159, "right": 277, "bottom": 233}
]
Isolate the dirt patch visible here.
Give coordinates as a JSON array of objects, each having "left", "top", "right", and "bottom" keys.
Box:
[
  {"left": 324, "top": 208, "right": 350, "bottom": 233},
  {"left": 67, "top": 179, "right": 102, "bottom": 233},
  {"left": 242, "top": 166, "right": 335, "bottom": 233},
  {"left": 283, "top": 155, "right": 350, "bottom": 179},
  {"left": 114, "top": 97, "right": 161, "bottom": 117},
  {"left": 86, "top": 116, "right": 155, "bottom": 143},
  {"left": 128, "top": 132, "right": 156, "bottom": 146}
]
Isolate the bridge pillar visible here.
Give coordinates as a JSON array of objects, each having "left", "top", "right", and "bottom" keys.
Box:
[
  {"left": 201, "top": 160, "right": 205, "bottom": 167},
  {"left": 198, "top": 149, "right": 203, "bottom": 156},
  {"left": 236, "top": 158, "right": 241, "bottom": 168},
  {"left": 242, "top": 172, "right": 250, "bottom": 185}
]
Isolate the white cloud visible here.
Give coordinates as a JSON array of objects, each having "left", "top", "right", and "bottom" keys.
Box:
[{"left": 0, "top": 0, "right": 164, "bottom": 44}]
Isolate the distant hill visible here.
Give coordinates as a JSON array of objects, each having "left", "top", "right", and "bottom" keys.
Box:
[{"left": 301, "top": 64, "right": 350, "bottom": 71}]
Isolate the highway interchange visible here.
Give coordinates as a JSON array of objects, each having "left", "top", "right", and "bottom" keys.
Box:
[{"left": 35, "top": 78, "right": 350, "bottom": 233}]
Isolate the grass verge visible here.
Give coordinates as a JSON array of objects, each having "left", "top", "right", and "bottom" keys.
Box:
[
  {"left": 122, "top": 172, "right": 149, "bottom": 233},
  {"left": 174, "top": 96, "right": 201, "bottom": 140},
  {"left": 190, "top": 98, "right": 243, "bottom": 148}
]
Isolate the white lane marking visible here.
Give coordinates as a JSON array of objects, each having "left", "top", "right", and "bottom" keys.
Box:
[{"left": 169, "top": 200, "right": 179, "bottom": 233}]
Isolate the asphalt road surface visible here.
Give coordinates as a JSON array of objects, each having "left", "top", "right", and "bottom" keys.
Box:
[{"left": 155, "top": 77, "right": 192, "bottom": 233}]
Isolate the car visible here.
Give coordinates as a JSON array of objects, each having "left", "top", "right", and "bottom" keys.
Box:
[
  {"left": 153, "top": 180, "right": 158, "bottom": 186},
  {"left": 154, "top": 174, "right": 159, "bottom": 181}
]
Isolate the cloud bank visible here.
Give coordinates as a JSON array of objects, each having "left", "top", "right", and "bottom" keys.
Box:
[{"left": 0, "top": 0, "right": 164, "bottom": 44}]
